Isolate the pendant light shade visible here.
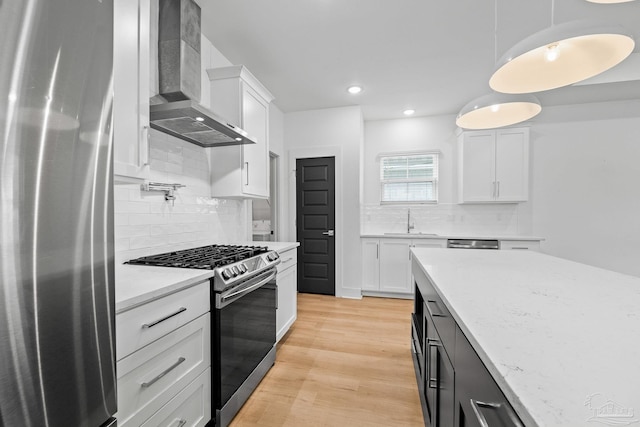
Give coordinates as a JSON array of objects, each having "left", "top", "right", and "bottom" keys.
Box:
[
  {"left": 456, "top": 93, "right": 542, "bottom": 130},
  {"left": 586, "top": 0, "right": 637, "bottom": 3},
  {"left": 489, "top": 20, "right": 635, "bottom": 94}
]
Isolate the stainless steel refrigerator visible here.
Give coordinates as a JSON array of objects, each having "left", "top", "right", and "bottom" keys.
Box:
[{"left": 0, "top": 0, "right": 117, "bottom": 426}]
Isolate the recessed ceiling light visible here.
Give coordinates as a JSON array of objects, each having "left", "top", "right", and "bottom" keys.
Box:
[
  {"left": 347, "top": 85, "right": 362, "bottom": 94},
  {"left": 195, "top": 117, "right": 205, "bottom": 122},
  {"left": 403, "top": 109, "right": 415, "bottom": 116}
]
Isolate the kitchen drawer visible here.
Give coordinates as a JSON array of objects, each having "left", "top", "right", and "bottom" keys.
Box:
[
  {"left": 455, "top": 325, "right": 523, "bottom": 427},
  {"left": 276, "top": 247, "right": 297, "bottom": 273},
  {"left": 412, "top": 259, "right": 455, "bottom": 361},
  {"left": 500, "top": 240, "right": 540, "bottom": 251},
  {"left": 141, "top": 368, "right": 211, "bottom": 427},
  {"left": 117, "top": 313, "right": 211, "bottom": 427},
  {"left": 116, "top": 281, "right": 210, "bottom": 360}
]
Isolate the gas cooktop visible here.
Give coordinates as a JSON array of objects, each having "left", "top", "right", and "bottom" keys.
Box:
[{"left": 125, "top": 244, "right": 270, "bottom": 270}]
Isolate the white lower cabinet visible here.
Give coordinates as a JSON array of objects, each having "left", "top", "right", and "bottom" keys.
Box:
[
  {"left": 141, "top": 368, "right": 211, "bottom": 427},
  {"left": 362, "top": 238, "right": 447, "bottom": 296},
  {"left": 379, "top": 239, "right": 413, "bottom": 294},
  {"left": 500, "top": 240, "right": 541, "bottom": 251},
  {"left": 276, "top": 247, "right": 298, "bottom": 342},
  {"left": 115, "top": 281, "right": 211, "bottom": 427}
]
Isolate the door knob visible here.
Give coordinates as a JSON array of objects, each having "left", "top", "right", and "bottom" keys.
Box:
[{"left": 322, "top": 230, "right": 335, "bottom": 237}]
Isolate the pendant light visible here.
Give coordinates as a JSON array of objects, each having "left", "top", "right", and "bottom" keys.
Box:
[
  {"left": 490, "top": 0, "right": 635, "bottom": 94},
  {"left": 586, "top": 0, "right": 637, "bottom": 3},
  {"left": 456, "top": 93, "right": 541, "bottom": 130},
  {"left": 456, "top": 0, "right": 542, "bottom": 130}
]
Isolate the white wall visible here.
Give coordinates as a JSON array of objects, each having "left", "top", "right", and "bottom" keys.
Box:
[
  {"left": 114, "top": 130, "right": 246, "bottom": 264},
  {"left": 268, "top": 105, "right": 288, "bottom": 241},
  {"left": 530, "top": 100, "right": 640, "bottom": 278},
  {"left": 285, "top": 106, "right": 364, "bottom": 298},
  {"left": 362, "top": 115, "right": 531, "bottom": 236}
]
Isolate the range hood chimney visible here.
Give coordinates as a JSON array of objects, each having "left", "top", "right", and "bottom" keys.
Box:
[{"left": 150, "top": 0, "right": 255, "bottom": 147}]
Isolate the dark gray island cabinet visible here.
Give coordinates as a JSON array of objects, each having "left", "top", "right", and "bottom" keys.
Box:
[{"left": 411, "top": 257, "right": 523, "bottom": 427}]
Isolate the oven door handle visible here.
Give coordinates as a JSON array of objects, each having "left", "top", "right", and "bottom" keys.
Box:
[{"left": 218, "top": 269, "right": 277, "bottom": 308}]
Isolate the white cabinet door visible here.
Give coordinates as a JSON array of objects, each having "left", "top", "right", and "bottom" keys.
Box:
[
  {"left": 500, "top": 240, "right": 540, "bottom": 251},
  {"left": 495, "top": 128, "right": 529, "bottom": 202},
  {"left": 379, "top": 239, "right": 412, "bottom": 294},
  {"left": 241, "top": 83, "right": 269, "bottom": 197},
  {"left": 208, "top": 66, "right": 273, "bottom": 199},
  {"left": 361, "top": 238, "right": 380, "bottom": 291},
  {"left": 276, "top": 264, "right": 297, "bottom": 342},
  {"left": 458, "top": 128, "right": 529, "bottom": 203},
  {"left": 459, "top": 131, "right": 495, "bottom": 202},
  {"left": 113, "top": 0, "right": 150, "bottom": 182},
  {"left": 411, "top": 239, "right": 447, "bottom": 249}
]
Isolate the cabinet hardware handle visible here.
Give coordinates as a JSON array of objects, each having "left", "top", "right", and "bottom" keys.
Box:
[
  {"left": 245, "top": 162, "right": 249, "bottom": 186},
  {"left": 142, "top": 307, "right": 187, "bottom": 329},
  {"left": 411, "top": 338, "right": 419, "bottom": 355},
  {"left": 511, "top": 247, "right": 528, "bottom": 250},
  {"left": 172, "top": 419, "right": 187, "bottom": 427},
  {"left": 427, "top": 340, "right": 439, "bottom": 389},
  {"left": 140, "top": 357, "right": 186, "bottom": 388},
  {"left": 470, "top": 399, "right": 524, "bottom": 427},
  {"left": 141, "top": 125, "right": 150, "bottom": 166},
  {"left": 376, "top": 243, "right": 379, "bottom": 259},
  {"left": 282, "top": 257, "right": 294, "bottom": 263},
  {"left": 426, "top": 300, "right": 446, "bottom": 318}
]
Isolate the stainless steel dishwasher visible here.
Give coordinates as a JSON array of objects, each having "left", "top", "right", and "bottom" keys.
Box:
[{"left": 447, "top": 239, "right": 500, "bottom": 249}]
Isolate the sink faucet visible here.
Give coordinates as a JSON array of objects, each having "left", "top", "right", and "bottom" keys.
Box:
[{"left": 407, "top": 208, "right": 415, "bottom": 233}]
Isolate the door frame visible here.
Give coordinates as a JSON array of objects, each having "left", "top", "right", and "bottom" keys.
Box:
[{"left": 288, "top": 146, "right": 344, "bottom": 297}]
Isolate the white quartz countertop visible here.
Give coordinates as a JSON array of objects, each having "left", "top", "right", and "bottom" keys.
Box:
[
  {"left": 411, "top": 248, "right": 640, "bottom": 427},
  {"left": 362, "top": 233, "right": 543, "bottom": 241},
  {"left": 115, "top": 241, "right": 299, "bottom": 313}
]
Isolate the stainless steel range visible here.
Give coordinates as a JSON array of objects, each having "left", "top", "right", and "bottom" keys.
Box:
[{"left": 127, "top": 244, "right": 280, "bottom": 427}]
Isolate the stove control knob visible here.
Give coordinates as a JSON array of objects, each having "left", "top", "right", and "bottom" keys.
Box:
[
  {"left": 231, "top": 266, "right": 240, "bottom": 276},
  {"left": 222, "top": 269, "right": 231, "bottom": 280},
  {"left": 238, "top": 264, "right": 247, "bottom": 274}
]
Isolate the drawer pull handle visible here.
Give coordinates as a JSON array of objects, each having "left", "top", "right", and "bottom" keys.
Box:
[
  {"left": 142, "top": 307, "right": 187, "bottom": 329},
  {"left": 510, "top": 247, "right": 528, "bottom": 250},
  {"left": 427, "top": 338, "right": 440, "bottom": 389},
  {"left": 141, "top": 357, "right": 186, "bottom": 388},
  {"left": 426, "top": 300, "right": 446, "bottom": 318},
  {"left": 171, "top": 419, "right": 187, "bottom": 427},
  {"left": 282, "top": 257, "right": 294, "bottom": 263},
  {"left": 470, "top": 399, "right": 523, "bottom": 427}
]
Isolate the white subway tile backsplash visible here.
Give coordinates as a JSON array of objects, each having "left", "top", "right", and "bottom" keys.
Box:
[
  {"left": 361, "top": 203, "right": 526, "bottom": 236},
  {"left": 114, "top": 133, "right": 246, "bottom": 264}
]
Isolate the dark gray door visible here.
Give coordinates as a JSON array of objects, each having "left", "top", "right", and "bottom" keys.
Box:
[{"left": 296, "top": 157, "right": 335, "bottom": 295}]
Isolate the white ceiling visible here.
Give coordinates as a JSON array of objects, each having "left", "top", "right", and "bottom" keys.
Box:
[{"left": 200, "top": 0, "right": 640, "bottom": 121}]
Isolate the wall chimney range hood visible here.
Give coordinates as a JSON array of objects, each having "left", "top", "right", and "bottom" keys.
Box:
[
  {"left": 150, "top": 0, "right": 255, "bottom": 147},
  {"left": 149, "top": 101, "right": 255, "bottom": 147}
]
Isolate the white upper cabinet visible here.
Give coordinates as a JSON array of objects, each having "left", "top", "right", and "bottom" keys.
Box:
[
  {"left": 458, "top": 127, "right": 529, "bottom": 203},
  {"left": 113, "top": 0, "right": 151, "bottom": 182},
  {"left": 207, "top": 66, "right": 274, "bottom": 199}
]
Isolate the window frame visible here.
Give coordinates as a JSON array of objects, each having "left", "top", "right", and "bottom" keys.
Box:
[{"left": 378, "top": 151, "right": 439, "bottom": 205}]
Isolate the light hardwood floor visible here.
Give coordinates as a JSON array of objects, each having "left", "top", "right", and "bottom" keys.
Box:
[{"left": 229, "top": 294, "right": 425, "bottom": 427}]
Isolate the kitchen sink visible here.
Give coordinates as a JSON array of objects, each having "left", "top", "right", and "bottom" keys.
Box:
[{"left": 383, "top": 232, "right": 439, "bottom": 237}]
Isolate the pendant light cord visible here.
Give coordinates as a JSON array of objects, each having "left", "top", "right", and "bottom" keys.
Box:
[{"left": 494, "top": 0, "right": 498, "bottom": 62}]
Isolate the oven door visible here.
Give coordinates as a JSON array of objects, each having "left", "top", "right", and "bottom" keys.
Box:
[{"left": 214, "top": 268, "right": 277, "bottom": 408}]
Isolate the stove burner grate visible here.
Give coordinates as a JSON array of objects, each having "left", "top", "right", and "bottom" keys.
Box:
[{"left": 125, "top": 244, "right": 269, "bottom": 270}]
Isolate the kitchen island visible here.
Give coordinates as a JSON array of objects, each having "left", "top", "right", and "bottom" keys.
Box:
[{"left": 411, "top": 248, "right": 640, "bottom": 427}]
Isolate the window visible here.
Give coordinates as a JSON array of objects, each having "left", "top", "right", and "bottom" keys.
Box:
[{"left": 380, "top": 153, "right": 438, "bottom": 203}]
